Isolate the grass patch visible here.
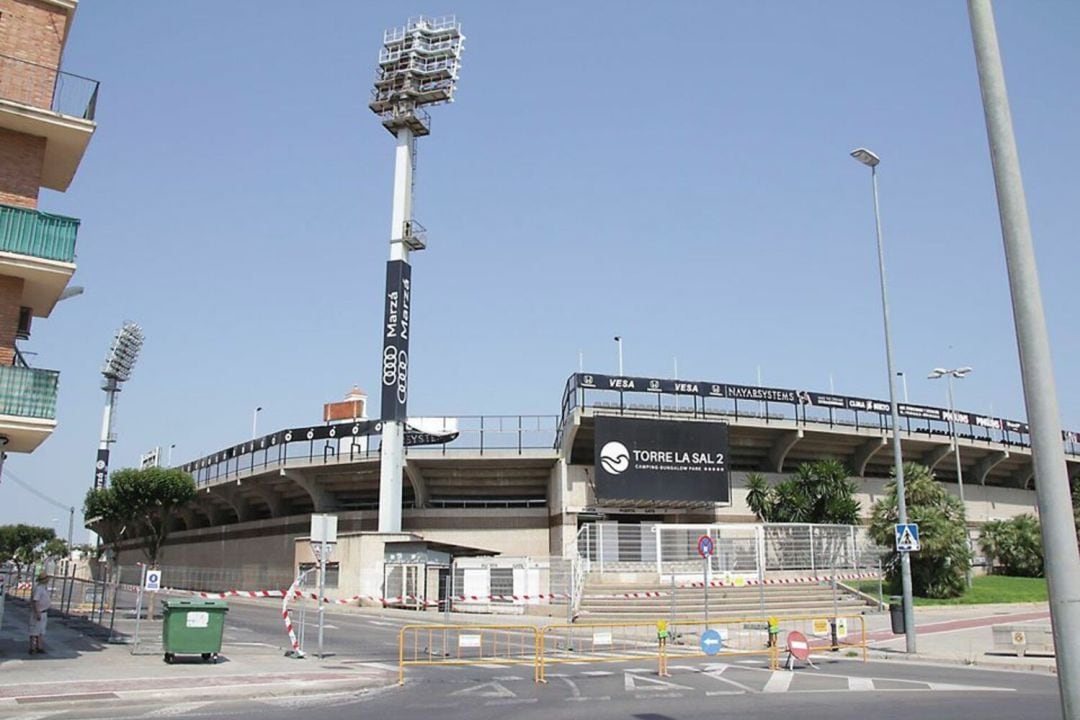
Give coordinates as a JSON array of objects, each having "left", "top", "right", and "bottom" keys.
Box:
[{"left": 851, "top": 575, "right": 1047, "bottom": 606}]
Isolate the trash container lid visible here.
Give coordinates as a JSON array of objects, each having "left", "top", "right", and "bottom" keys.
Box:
[{"left": 162, "top": 598, "right": 229, "bottom": 611}]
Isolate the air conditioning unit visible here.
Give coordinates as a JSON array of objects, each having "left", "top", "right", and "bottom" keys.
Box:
[{"left": 16, "top": 306, "right": 31, "bottom": 340}]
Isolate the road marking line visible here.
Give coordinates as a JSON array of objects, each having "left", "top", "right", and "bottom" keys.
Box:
[
  {"left": 703, "top": 671, "right": 759, "bottom": 693},
  {"left": 624, "top": 673, "right": 693, "bottom": 692},
  {"left": 484, "top": 698, "right": 538, "bottom": 706},
  {"left": 144, "top": 702, "right": 214, "bottom": 717},
  {"left": 847, "top": 677, "right": 874, "bottom": 691},
  {"left": 493, "top": 676, "right": 525, "bottom": 681},
  {"left": 706, "top": 690, "right": 746, "bottom": 696},
  {"left": 581, "top": 671, "right": 613, "bottom": 677},
  {"left": 763, "top": 672, "right": 794, "bottom": 693}
]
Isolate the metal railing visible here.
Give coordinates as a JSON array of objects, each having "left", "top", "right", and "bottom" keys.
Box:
[
  {"left": 559, "top": 373, "right": 1080, "bottom": 458},
  {"left": 184, "top": 414, "right": 558, "bottom": 488},
  {"left": 0, "top": 53, "right": 99, "bottom": 120},
  {"left": 578, "top": 522, "right": 885, "bottom": 578},
  {"left": 0, "top": 203, "right": 80, "bottom": 262},
  {"left": 0, "top": 364, "right": 59, "bottom": 419}
]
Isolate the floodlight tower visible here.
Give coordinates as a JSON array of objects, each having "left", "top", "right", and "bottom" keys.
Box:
[
  {"left": 369, "top": 17, "right": 464, "bottom": 534},
  {"left": 94, "top": 322, "right": 144, "bottom": 489}
]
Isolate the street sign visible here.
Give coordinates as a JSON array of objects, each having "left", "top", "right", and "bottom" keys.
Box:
[
  {"left": 310, "top": 514, "right": 338, "bottom": 544},
  {"left": 700, "top": 628, "right": 722, "bottom": 656},
  {"left": 697, "top": 535, "right": 714, "bottom": 558},
  {"left": 787, "top": 630, "right": 810, "bottom": 662},
  {"left": 895, "top": 523, "right": 920, "bottom": 552},
  {"left": 145, "top": 569, "right": 162, "bottom": 592}
]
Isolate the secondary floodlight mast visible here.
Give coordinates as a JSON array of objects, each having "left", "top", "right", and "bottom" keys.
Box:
[
  {"left": 369, "top": 16, "right": 464, "bottom": 533},
  {"left": 849, "top": 147, "right": 916, "bottom": 655},
  {"left": 928, "top": 366, "right": 974, "bottom": 587},
  {"left": 95, "top": 322, "right": 144, "bottom": 489}
]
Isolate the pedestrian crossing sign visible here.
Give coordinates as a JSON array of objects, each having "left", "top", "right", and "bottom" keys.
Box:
[{"left": 895, "top": 523, "right": 920, "bottom": 552}]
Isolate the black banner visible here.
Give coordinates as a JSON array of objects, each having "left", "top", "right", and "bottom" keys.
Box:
[
  {"left": 594, "top": 416, "right": 730, "bottom": 503},
  {"left": 380, "top": 260, "right": 411, "bottom": 421},
  {"left": 94, "top": 448, "right": 110, "bottom": 489}
]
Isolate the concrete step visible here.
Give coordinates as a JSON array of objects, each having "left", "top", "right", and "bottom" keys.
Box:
[{"left": 580, "top": 600, "right": 867, "bottom": 614}]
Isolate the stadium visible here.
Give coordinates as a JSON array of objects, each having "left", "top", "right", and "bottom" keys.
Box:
[{"left": 111, "top": 371, "right": 1080, "bottom": 612}]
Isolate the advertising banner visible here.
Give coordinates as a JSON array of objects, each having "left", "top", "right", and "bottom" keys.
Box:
[
  {"left": 594, "top": 416, "right": 730, "bottom": 503},
  {"left": 380, "top": 260, "right": 412, "bottom": 421},
  {"left": 94, "top": 448, "right": 110, "bottom": 489}
]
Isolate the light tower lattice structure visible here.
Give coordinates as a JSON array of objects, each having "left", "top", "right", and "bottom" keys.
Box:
[
  {"left": 369, "top": 16, "right": 464, "bottom": 533},
  {"left": 94, "top": 322, "right": 143, "bottom": 489}
]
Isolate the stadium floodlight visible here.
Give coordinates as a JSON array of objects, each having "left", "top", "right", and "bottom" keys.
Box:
[
  {"left": 370, "top": 17, "right": 464, "bottom": 534},
  {"left": 94, "top": 322, "right": 145, "bottom": 489},
  {"left": 102, "top": 322, "right": 144, "bottom": 382}
]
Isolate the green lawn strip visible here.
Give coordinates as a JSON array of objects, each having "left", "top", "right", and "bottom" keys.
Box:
[{"left": 851, "top": 575, "right": 1047, "bottom": 606}]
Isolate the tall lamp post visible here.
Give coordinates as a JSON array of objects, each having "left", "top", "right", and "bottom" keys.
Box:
[
  {"left": 928, "top": 366, "right": 974, "bottom": 587},
  {"left": 614, "top": 336, "right": 623, "bottom": 376},
  {"left": 95, "top": 322, "right": 144, "bottom": 489},
  {"left": 369, "top": 17, "right": 465, "bottom": 534},
  {"left": 252, "top": 406, "right": 262, "bottom": 439},
  {"left": 967, "top": 3, "right": 1080, "bottom": 711},
  {"left": 850, "top": 147, "right": 916, "bottom": 654}
]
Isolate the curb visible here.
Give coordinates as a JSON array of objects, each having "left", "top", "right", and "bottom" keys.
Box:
[
  {"left": 0, "top": 671, "right": 397, "bottom": 710},
  {"left": 869, "top": 649, "right": 1057, "bottom": 675}
]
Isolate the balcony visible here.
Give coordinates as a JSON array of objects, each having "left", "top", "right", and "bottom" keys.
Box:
[
  {"left": 0, "top": 53, "right": 98, "bottom": 191},
  {"left": 0, "top": 203, "right": 78, "bottom": 318},
  {"left": 0, "top": 364, "right": 59, "bottom": 453}
]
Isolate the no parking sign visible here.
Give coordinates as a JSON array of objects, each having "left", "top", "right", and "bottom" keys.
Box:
[{"left": 145, "top": 569, "right": 162, "bottom": 592}]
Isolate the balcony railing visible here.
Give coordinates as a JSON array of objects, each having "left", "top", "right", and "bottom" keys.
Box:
[
  {"left": 0, "top": 203, "right": 79, "bottom": 263},
  {"left": 0, "top": 365, "right": 59, "bottom": 420},
  {"left": 0, "top": 53, "right": 99, "bottom": 121}
]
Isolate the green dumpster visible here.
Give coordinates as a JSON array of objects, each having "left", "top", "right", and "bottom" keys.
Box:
[{"left": 161, "top": 599, "right": 228, "bottom": 664}]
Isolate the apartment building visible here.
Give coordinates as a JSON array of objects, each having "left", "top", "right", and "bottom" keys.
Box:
[{"left": 0, "top": 0, "right": 96, "bottom": 458}]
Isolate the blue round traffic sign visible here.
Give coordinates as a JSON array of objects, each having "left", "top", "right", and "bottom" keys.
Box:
[
  {"left": 701, "top": 629, "right": 722, "bottom": 655},
  {"left": 697, "top": 535, "right": 714, "bottom": 558}
]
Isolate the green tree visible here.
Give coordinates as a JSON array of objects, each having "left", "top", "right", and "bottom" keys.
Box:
[
  {"left": 980, "top": 515, "right": 1044, "bottom": 577},
  {"left": 744, "top": 459, "right": 860, "bottom": 525},
  {"left": 869, "top": 462, "right": 971, "bottom": 598},
  {"left": 83, "top": 467, "right": 196, "bottom": 565},
  {"left": 0, "top": 524, "right": 56, "bottom": 571}
]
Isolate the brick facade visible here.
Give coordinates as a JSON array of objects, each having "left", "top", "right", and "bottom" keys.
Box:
[
  {"left": 0, "top": 274, "right": 25, "bottom": 365},
  {"left": 0, "top": 126, "right": 44, "bottom": 207},
  {"left": 0, "top": 0, "right": 67, "bottom": 68}
]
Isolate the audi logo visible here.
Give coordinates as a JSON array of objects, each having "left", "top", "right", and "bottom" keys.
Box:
[
  {"left": 383, "top": 346, "right": 398, "bottom": 386},
  {"left": 396, "top": 351, "right": 408, "bottom": 404}
]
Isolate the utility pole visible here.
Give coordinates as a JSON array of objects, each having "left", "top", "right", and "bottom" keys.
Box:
[{"left": 968, "top": 2, "right": 1080, "bottom": 716}]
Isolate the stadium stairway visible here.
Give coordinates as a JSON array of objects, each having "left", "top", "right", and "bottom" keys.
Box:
[{"left": 577, "top": 577, "right": 874, "bottom": 621}]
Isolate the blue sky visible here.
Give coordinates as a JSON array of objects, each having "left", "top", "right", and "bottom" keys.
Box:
[{"left": 4, "top": 1, "right": 1078, "bottom": 531}]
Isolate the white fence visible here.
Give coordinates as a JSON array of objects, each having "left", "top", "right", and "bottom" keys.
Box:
[{"left": 577, "top": 522, "right": 884, "bottom": 580}]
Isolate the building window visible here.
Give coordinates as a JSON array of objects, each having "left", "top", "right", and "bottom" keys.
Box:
[
  {"left": 489, "top": 567, "right": 514, "bottom": 603},
  {"left": 298, "top": 561, "right": 339, "bottom": 589}
]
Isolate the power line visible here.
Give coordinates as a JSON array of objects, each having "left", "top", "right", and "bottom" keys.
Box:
[{"left": 1, "top": 467, "right": 74, "bottom": 512}]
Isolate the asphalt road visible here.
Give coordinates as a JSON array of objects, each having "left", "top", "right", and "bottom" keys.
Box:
[
  {"left": 30, "top": 592, "right": 1062, "bottom": 720},
  {"left": 7, "top": 654, "right": 1061, "bottom": 720}
]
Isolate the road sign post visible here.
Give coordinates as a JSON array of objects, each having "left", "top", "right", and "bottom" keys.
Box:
[
  {"left": 698, "top": 535, "right": 714, "bottom": 629},
  {"left": 895, "top": 523, "right": 921, "bottom": 553}
]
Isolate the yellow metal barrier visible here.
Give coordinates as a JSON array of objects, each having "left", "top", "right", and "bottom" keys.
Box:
[
  {"left": 770, "top": 614, "right": 868, "bottom": 663},
  {"left": 398, "top": 624, "right": 542, "bottom": 685},
  {"left": 397, "top": 614, "right": 867, "bottom": 687}
]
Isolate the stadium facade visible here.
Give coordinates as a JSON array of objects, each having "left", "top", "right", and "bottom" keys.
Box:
[{"left": 113, "top": 373, "right": 1080, "bottom": 605}]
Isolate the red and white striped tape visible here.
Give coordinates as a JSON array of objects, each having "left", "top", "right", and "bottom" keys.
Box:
[{"left": 164, "top": 569, "right": 881, "bottom": 606}]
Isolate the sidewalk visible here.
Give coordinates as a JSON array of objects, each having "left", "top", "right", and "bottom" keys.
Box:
[
  {"left": 0, "top": 598, "right": 394, "bottom": 710},
  {"left": 859, "top": 602, "right": 1056, "bottom": 674}
]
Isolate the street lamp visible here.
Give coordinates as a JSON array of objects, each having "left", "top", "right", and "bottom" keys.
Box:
[
  {"left": 850, "top": 147, "right": 916, "bottom": 654},
  {"left": 252, "top": 407, "right": 262, "bottom": 439},
  {"left": 897, "top": 372, "right": 909, "bottom": 403},
  {"left": 167, "top": 443, "right": 176, "bottom": 467},
  {"left": 928, "top": 365, "right": 974, "bottom": 587},
  {"left": 614, "top": 336, "right": 624, "bottom": 376}
]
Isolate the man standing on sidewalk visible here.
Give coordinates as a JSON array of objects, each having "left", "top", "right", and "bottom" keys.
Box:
[{"left": 29, "top": 570, "right": 50, "bottom": 655}]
